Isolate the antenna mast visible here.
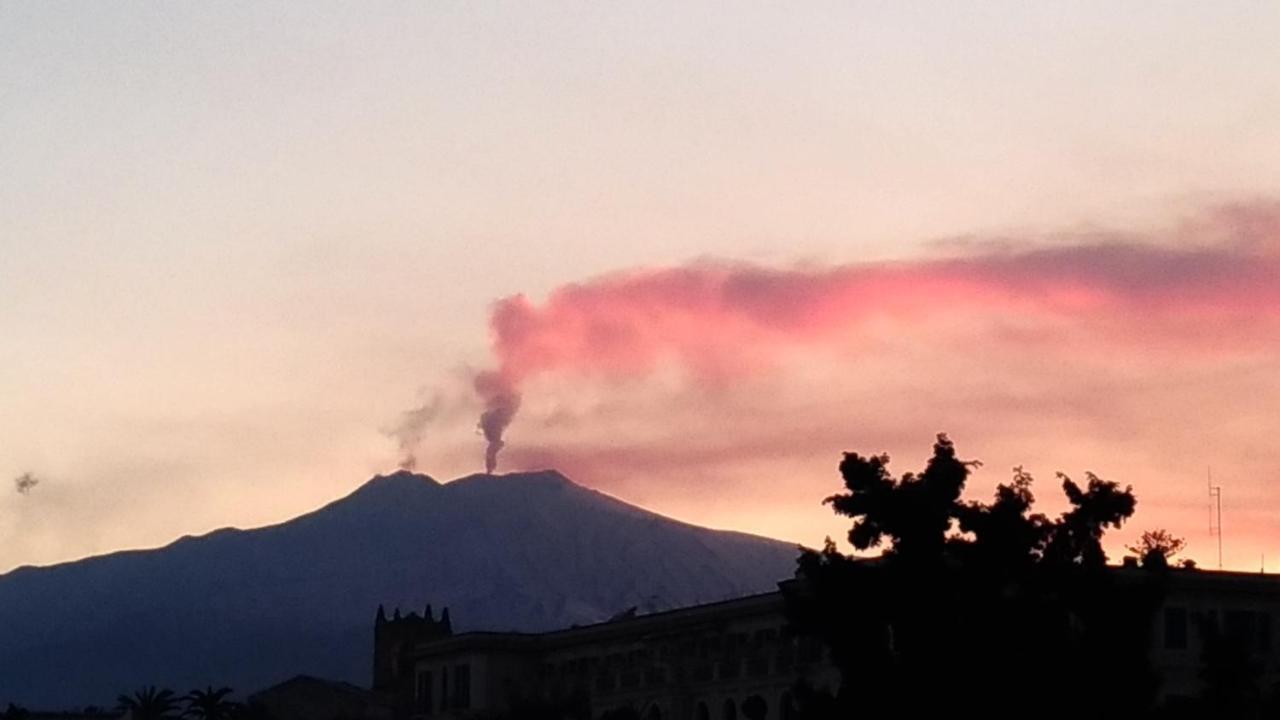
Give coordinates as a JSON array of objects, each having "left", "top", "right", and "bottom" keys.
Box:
[{"left": 1208, "top": 468, "right": 1223, "bottom": 570}]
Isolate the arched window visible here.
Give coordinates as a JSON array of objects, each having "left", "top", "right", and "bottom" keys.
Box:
[
  {"left": 779, "top": 691, "right": 794, "bottom": 720},
  {"left": 742, "top": 695, "right": 766, "bottom": 720},
  {"left": 722, "top": 699, "right": 737, "bottom": 720},
  {"left": 695, "top": 702, "right": 710, "bottom": 720},
  {"left": 644, "top": 705, "right": 662, "bottom": 720}
]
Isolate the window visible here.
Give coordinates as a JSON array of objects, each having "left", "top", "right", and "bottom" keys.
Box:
[
  {"left": 440, "top": 666, "right": 449, "bottom": 711},
  {"left": 1194, "top": 609, "right": 1219, "bottom": 640},
  {"left": 797, "top": 637, "right": 823, "bottom": 663},
  {"left": 702, "top": 637, "right": 721, "bottom": 658},
  {"left": 1225, "top": 610, "right": 1273, "bottom": 655},
  {"left": 722, "top": 699, "right": 737, "bottom": 720},
  {"left": 1260, "top": 612, "right": 1272, "bottom": 652},
  {"left": 415, "top": 670, "right": 433, "bottom": 714},
  {"left": 775, "top": 644, "right": 794, "bottom": 672},
  {"left": 453, "top": 664, "right": 471, "bottom": 710},
  {"left": 695, "top": 702, "right": 710, "bottom": 720},
  {"left": 595, "top": 672, "right": 616, "bottom": 692},
  {"left": 1164, "top": 607, "right": 1188, "bottom": 650},
  {"left": 1226, "top": 611, "right": 1253, "bottom": 645},
  {"left": 742, "top": 695, "right": 767, "bottom": 720}
]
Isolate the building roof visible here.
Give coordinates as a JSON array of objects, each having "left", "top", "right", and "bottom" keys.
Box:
[
  {"left": 409, "top": 589, "right": 787, "bottom": 657},
  {"left": 407, "top": 567, "right": 1280, "bottom": 660},
  {"left": 249, "top": 674, "right": 384, "bottom": 702}
]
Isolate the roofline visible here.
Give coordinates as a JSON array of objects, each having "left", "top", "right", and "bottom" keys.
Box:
[
  {"left": 409, "top": 567, "right": 1280, "bottom": 658},
  {"left": 1116, "top": 565, "right": 1280, "bottom": 589},
  {"left": 411, "top": 588, "right": 789, "bottom": 656}
]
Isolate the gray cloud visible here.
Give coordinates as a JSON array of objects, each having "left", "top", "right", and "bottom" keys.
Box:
[{"left": 13, "top": 473, "right": 39, "bottom": 496}]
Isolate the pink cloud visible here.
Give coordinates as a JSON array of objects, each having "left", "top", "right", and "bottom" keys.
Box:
[
  {"left": 472, "top": 203, "right": 1280, "bottom": 468},
  {"left": 439, "top": 202, "right": 1280, "bottom": 570},
  {"left": 488, "top": 204, "right": 1279, "bottom": 387}
]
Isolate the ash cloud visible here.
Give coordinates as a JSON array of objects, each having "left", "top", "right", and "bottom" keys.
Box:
[{"left": 462, "top": 202, "right": 1279, "bottom": 468}]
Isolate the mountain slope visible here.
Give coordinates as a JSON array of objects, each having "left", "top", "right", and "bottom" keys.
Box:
[{"left": 0, "top": 470, "right": 798, "bottom": 707}]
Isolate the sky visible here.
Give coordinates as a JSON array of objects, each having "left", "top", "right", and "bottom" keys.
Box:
[{"left": 2, "top": 2, "right": 1279, "bottom": 573}]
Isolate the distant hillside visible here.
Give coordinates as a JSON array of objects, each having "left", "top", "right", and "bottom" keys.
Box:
[{"left": 0, "top": 470, "right": 798, "bottom": 707}]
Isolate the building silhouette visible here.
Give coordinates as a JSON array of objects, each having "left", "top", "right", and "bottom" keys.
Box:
[
  {"left": 373, "top": 589, "right": 836, "bottom": 719},
  {"left": 372, "top": 567, "right": 1280, "bottom": 718}
]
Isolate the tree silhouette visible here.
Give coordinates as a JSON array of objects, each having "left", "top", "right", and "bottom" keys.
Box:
[
  {"left": 118, "top": 687, "right": 180, "bottom": 720},
  {"left": 229, "top": 701, "right": 273, "bottom": 720},
  {"left": 787, "top": 434, "right": 1159, "bottom": 720},
  {"left": 1128, "top": 529, "right": 1187, "bottom": 569},
  {"left": 824, "top": 434, "right": 972, "bottom": 563},
  {"left": 1, "top": 704, "right": 30, "bottom": 720},
  {"left": 184, "top": 687, "right": 237, "bottom": 720}
]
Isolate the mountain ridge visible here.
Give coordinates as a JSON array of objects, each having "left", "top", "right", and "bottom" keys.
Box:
[{"left": 0, "top": 469, "right": 799, "bottom": 707}]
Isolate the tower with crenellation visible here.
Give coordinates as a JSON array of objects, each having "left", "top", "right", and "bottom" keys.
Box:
[{"left": 372, "top": 602, "right": 453, "bottom": 705}]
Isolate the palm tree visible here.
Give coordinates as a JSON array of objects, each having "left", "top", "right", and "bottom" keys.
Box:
[
  {"left": 184, "top": 687, "right": 238, "bottom": 720},
  {"left": 117, "top": 686, "right": 180, "bottom": 720}
]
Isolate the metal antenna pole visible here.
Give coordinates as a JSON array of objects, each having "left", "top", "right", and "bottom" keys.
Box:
[{"left": 1208, "top": 468, "right": 1223, "bottom": 570}]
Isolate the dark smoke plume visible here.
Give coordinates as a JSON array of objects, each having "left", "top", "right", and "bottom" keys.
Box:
[
  {"left": 14, "top": 472, "right": 39, "bottom": 495},
  {"left": 475, "top": 371, "right": 521, "bottom": 473}
]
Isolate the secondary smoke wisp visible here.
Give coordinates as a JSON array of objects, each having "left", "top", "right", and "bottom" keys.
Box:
[{"left": 390, "top": 393, "right": 443, "bottom": 471}]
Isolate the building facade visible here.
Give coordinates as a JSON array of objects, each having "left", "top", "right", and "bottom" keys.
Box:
[
  {"left": 374, "top": 568, "right": 1280, "bottom": 719},
  {"left": 1147, "top": 567, "right": 1280, "bottom": 706},
  {"left": 373, "top": 591, "right": 837, "bottom": 720}
]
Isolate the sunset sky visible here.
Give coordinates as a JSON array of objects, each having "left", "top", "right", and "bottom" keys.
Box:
[{"left": 3, "top": 2, "right": 1279, "bottom": 573}]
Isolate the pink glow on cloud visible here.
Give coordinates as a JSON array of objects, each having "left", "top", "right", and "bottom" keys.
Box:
[
  {"left": 488, "top": 215, "right": 1279, "bottom": 387},
  {"left": 450, "top": 203, "right": 1280, "bottom": 570},
  {"left": 475, "top": 204, "right": 1280, "bottom": 471}
]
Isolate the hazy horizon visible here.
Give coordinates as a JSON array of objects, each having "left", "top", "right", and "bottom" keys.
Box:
[{"left": 4, "top": 2, "right": 1279, "bottom": 573}]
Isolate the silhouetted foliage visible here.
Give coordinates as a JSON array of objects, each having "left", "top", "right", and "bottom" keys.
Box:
[
  {"left": 118, "top": 687, "right": 180, "bottom": 720},
  {"left": 229, "top": 701, "right": 273, "bottom": 720},
  {"left": 1, "top": 704, "right": 29, "bottom": 720},
  {"left": 785, "top": 680, "right": 838, "bottom": 720},
  {"left": 183, "top": 687, "right": 237, "bottom": 720},
  {"left": 788, "top": 434, "right": 1159, "bottom": 720},
  {"left": 1129, "top": 529, "right": 1187, "bottom": 569}
]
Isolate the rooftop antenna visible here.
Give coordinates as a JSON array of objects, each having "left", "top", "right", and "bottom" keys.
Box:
[{"left": 1208, "top": 467, "right": 1223, "bottom": 570}]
